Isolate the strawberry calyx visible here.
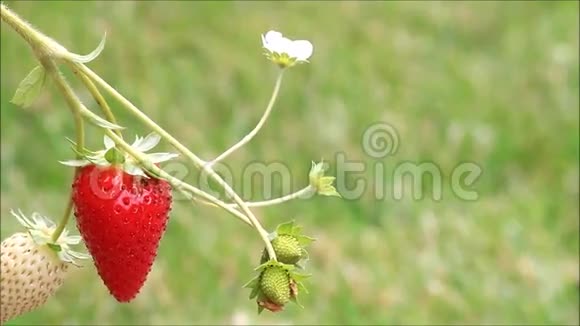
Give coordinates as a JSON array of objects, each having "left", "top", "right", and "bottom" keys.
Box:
[
  {"left": 261, "top": 220, "right": 316, "bottom": 268},
  {"left": 59, "top": 132, "right": 178, "bottom": 177},
  {"left": 10, "top": 209, "right": 90, "bottom": 266},
  {"left": 244, "top": 259, "right": 311, "bottom": 314}
]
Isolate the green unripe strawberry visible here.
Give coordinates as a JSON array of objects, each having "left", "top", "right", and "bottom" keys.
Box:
[
  {"left": 272, "top": 234, "right": 302, "bottom": 264},
  {"left": 245, "top": 221, "right": 314, "bottom": 313},
  {"left": 261, "top": 234, "right": 303, "bottom": 265},
  {"left": 259, "top": 265, "right": 291, "bottom": 307}
]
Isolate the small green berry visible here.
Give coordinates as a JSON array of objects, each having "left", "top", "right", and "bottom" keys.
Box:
[
  {"left": 259, "top": 265, "right": 291, "bottom": 306},
  {"left": 261, "top": 234, "right": 303, "bottom": 265},
  {"left": 272, "top": 234, "right": 302, "bottom": 264}
]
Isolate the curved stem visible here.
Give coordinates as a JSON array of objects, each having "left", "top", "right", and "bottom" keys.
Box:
[
  {"left": 51, "top": 190, "right": 74, "bottom": 242},
  {"left": 36, "top": 57, "right": 85, "bottom": 242},
  {"left": 71, "top": 65, "right": 122, "bottom": 138},
  {"left": 2, "top": 4, "right": 277, "bottom": 261},
  {"left": 208, "top": 70, "right": 284, "bottom": 166},
  {"left": 226, "top": 186, "right": 313, "bottom": 208},
  {"left": 0, "top": 4, "right": 48, "bottom": 56},
  {"left": 43, "top": 54, "right": 254, "bottom": 227},
  {"left": 73, "top": 62, "right": 277, "bottom": 261}
]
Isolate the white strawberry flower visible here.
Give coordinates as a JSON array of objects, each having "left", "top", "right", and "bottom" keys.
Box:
[
  {"left": 60, "top": 132, "right": 179, "bottom": 177},
  {"left": 261, "top": 30, "right": 313, "bottom": 68}
]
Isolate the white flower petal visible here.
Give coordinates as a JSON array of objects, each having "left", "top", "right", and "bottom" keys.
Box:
[
  {"left": 261, "top": 30, "right": 314, "bottom": 67},
  {"left": 59, "top": 159, "right": 90, "bottom": 167},
  {"left": 289, "top": 40, "right": 313, "bottom": 61},
  {"left": 64, "top": 235, "right": 82, "bottom": 245},
  {"left": 132, "top": 134, "right": 144, "bottom": 149},
  {"left": 263, "top": 31, "right": 293, "bottom": 54},
  {"left": 263, "top": 30, "right": 283, "bottom": 46},
  {"left": 135, "top": 133, "right": 161, "bottom": 152},
  {"left": 147, "top": 152, "right": 179, "bottom": 164},
  {"left": 273, "top": 36, "right": 293, "bottom": 54},
  {"left": 124, "top": 162, "right": 148, "bottom": 177}
]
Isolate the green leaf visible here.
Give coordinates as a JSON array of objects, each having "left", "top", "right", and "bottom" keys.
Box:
[{"left": 11, "top": 65, "right": 47, "bottom": 108}]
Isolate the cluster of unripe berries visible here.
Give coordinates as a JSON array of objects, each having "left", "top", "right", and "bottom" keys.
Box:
[{"left": 245, "top": 221, "right": 314, "bottom": 313}]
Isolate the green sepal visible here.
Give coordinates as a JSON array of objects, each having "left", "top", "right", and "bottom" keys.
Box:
[
  {"left": 289, "top": 296, "right": 303, "bottom": 308},
  {"left": 11, "top": 65, "right": 47, "bottom": 108},
  {"left": 82, "top": 109, "right": 124, "bottom": 130},
  {"left": 243, "top": 275, "right": 261, "bottom": 300},
  {"left": 47, "top": 243, "right": 62, "bottom": 252},
  {"left": 296, "top": 234, "right": 316, "bottom": 247},
  {"left": 274, "top": 220, "right": 314, "bottom": 242},
  {"left": 104, "top": 146, "right": 125, "bottom": 164},
  {"left": 275, "top": 220, "right": 295, "bottom": 235},
  {"left": 309, "top": 160, "right": 342, "bottom": 197},
  {"left": 291, "top": 271, "right": 312, "bottom": 283},
  {"left": 65, "top": 138, "right": 98, "bottom": 156}
]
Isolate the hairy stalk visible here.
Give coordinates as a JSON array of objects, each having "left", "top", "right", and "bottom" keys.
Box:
[
  {"left": 34, "top": 58, "right": 85, "bottom": 242},
  {"left": 73, "top": 63, "right": 277, "bottom": 261},
  {"left": 3, "top": 4, "right": 276, "bottom": 260},
  {"left": 208, "top": 70, "right": 284, "bottom": 166},
  {"left": 71, "top": 65, "right": 122, "bottom": 138},
  {"left": 0, "top": 4, "right": 50, "bottom": 57},
  {"left": 44, "top": 57, "right": 254, "bottom": 226}
]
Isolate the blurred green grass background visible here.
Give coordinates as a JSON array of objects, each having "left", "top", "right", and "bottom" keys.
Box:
[{"left": 1, "top": 1, "right": 578, "bottom": 325}]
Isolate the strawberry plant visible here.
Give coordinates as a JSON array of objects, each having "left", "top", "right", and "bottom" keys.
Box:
[{"left": 0, "top": 4, "right": 341, "bottom": 322}]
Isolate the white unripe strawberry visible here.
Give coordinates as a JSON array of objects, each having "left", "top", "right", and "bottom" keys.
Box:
[{"left": 0, "top": 210, "right": 89, "bottom": 324}]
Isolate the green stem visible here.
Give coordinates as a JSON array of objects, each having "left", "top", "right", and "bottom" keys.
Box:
[
  {"left": 51, "top": 189, "right": 74, "bottom": 242},
  {"left": 226, "top": 185, "right": 314, "bottom": 208},
  {"left": 74, "top": 62, "right": 277, "bottom": 261},
  {"left": 1, "top": 4, "right": 48, "bottom": 56},
  {"left": 103, "top": 130, "right": 254, "bottom": 226},
  {"left": 2, "top": 4, "right": 276, "bottom": 261},
  {"left": 0, "top": 4, "right": 71, "bottom": 63},
  {"left": 38, "top": 58, "right": 84, "bottom": 241},
  {"left": 71, "top": 64, "right": 122, "bottom": 138},
  {"left": 208, "top": 70, "right": 284, "bottom": 166},
  {"left": 45, "top": 57, "right": 253, "bottom": 227}
]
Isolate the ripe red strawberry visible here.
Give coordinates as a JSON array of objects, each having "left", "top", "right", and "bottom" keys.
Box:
[{"left": 62, "top": 133, "right": 177, "bottom": 302}]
